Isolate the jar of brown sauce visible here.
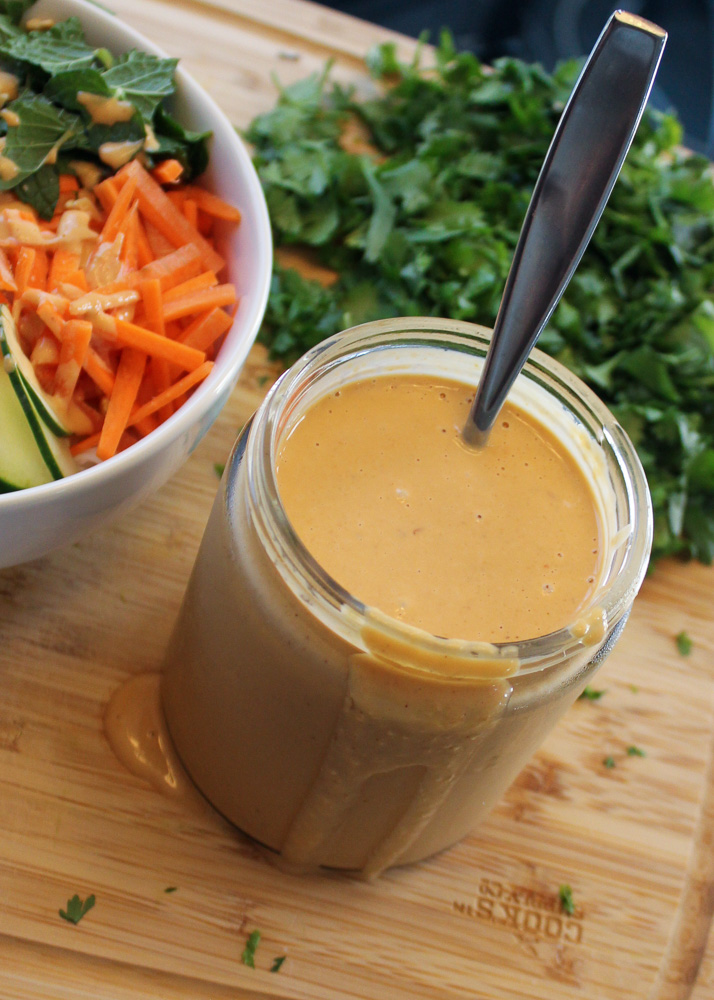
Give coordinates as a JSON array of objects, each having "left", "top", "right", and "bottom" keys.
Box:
[{"left": 162, "top": 318, "right": 652, "bottom": 877}]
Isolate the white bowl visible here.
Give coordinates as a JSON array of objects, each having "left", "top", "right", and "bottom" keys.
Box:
[{"left": 0, "top": 0, "right": 272, "bottom": 568}]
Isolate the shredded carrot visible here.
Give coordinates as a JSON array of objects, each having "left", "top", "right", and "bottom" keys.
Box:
[
  {"left": 128, "top": 360, "right": 214, "bottom": 427},
  {"left": 93, "top": 177, "right": 119, "bottom": 213},
  {"left": 83, "top": 346, "right": 116, "bottom": 397},
  {"left": 119, "top": 202, "right": 140, "bottom": 271},
  {"left": 2, "top": 158, "right": 240, "bottom": 470},
  {"left": 183, "top": 185, "right": 242, "bottom": 223},
  {"left": 0, "top": 248, "right": 16, "bottom": 292},
  {"left": 97, "top": 347, "right": 146, "bottom": 460},
  {"left": 28, "top": 248, "right": 48, "bottom": 291},
  {"left": 135, "top": 216, "right": 154, "bottom": 268},
  {"left": 162, "top": 284, "right": 236, "bottom": 323},
  {"left": 163, "top": 271, "right": 217, "bottom": 303},
  {"left": 15, "top": 248, "right": 36, "bottom": 296},
  {"left": 140, "top": 278, "right": 164, "bottom": 336},
  {"left": 48, "top": 249, "right": 81, "bottom": 291},
  {"left": 112, "top": 317, "right": 206, "bottom": 371},
  {"left": 30, "top": 331, "right": 60, "bottom": 368},
  {"left": 54, "top": 319, "right": 93, "bottom": 408},
  {"left": 37, "top": 300, "right": 67, "bottom": 337},
  {"left": 148, "top": 357, "right": 173, "bottom": 422},
  {"left": 70, "top": 431, "right": 101, "bottom": 457},
  {"left": 151, "top": 159, "right": 184, "bottom": 185},
  {"left": 59, "top": 174, "right": 80, "bottom": 194},
  {"left": 120, "top": 159, "right": 224, "bottom": 273},
  {"left": 102, "top": 172, "right": 138, "bottom": 243},
  {"left": 183, "top": 198, "right": 198, "bottom": 229},
  {"left": 178, "top": 307, "right": 233, "bottom": 352}
]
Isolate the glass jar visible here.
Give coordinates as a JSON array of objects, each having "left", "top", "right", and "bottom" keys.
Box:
[{"left": 161, "top": 318, "right": 652, "bottom": 877}]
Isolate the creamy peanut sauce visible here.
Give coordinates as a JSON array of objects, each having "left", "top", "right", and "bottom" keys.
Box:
[
  {"left": 276, "top": 376, "right": 601, "bottom": 643},
  {"left": 0, "top": 70, "right": 18, "bottom": 107},
  {"left": 98, "top": 139, "right": 143, "bottom": 170},
  {"left": 77, "top": 91, "right": 135, "bottom": 126},
  {"left": 104, "top": 673, "right": 194, "bottom": 800}
]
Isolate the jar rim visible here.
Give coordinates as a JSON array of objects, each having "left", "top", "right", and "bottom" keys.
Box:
[{"left": 241, "top": 317, "right": 653, "bottom": 677}]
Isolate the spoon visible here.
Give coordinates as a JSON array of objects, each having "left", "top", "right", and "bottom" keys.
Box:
[{"left": 463, "top": 10, "right": 667, "bottom": 448}]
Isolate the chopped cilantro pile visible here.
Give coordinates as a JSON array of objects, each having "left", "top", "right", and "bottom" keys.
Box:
[
  {"left": 247, "top": 33, "right": 714, "bottom": 567},
  {"left": 0, "top": 1, "right": 208, "bottom": 217}
]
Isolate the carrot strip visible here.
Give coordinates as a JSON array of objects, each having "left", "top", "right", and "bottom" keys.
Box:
[
  {"left": 120, "top": 160, "right": 224, "bottom": 273},
  {"left": 83, "top": 346, "right": 116, "bottom": 397},
  {"left": 139, "top": 278, "right": 164, "bottom": 334},
  {"left": 163, "top": 271, "right": 217, "bottom": 303},
  {"left": 48, "top": 249, "right": 81, "bottom": 291},
  {"left": 15, "top": 247, "right": 36, "bottom": 295},
  {"left": 162, "top": 283, "right": 235, "bottom": 323},
  {"left": 54, "top": 319, "right": 93, "bottom": 406},
  {"left": 178, "top": 306, "right": 233, "bottom": 352},
  {"left": 28, "top": 248, "right": 48, "bottom": 291},
  {"left": 93, "top": 177, "right": 119, "bottom": 214},
  {"left": 128, "top": 360, "right": 213, "bottom": 427},
  {"left": 30, "top": 332, "right": 60, "bottom": 368},
  {"left": 151, "top": 159, "right": 184, "bottom": 185},
  {"left": 71, "top": 431, "right": 101, "bottom": 457},
  {"left": 167, "top": 189, "right": 186, "bottom": 210},
  {"left": 141, "top": 245, "right": 203, "bottom": 291},
  {"left": 183, "top": 198, "right": 198, "bottom": 229},
  {"left": 59, "top": 174, "right": 80, "bottom": 193},
  {"left": 0, "top": 248, "right": 16, "bottom": 291},
  {"left": 149, "top": 357, "right": 173, "bottom": 421},
  {"left": 112, "top": 316, "right": 206, "bottom": 371},
  {"left": 97, "top": 347, "right": 147, "bottom": 460},
  {"left": 143, "top": 220, "right": 176, "bottom": 259},
  {"left": 101, "top": 172, "right": 138, "bottom": 243},
  {"left": 196, "top": 209, "right": 214, "bottom": 237},
  {"left": 135, "top": 216, "right": 153, "bottom": 268},
  {"left": 120, "top": 202, "right": 139, "bottom": 271},
  {"left": 183, "top": 185, "right": 242, "bottom": 223},
  {"left": 37, "top": 300, "right": 67, "bottom": 337}
]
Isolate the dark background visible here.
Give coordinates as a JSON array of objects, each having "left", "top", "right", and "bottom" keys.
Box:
[{"left": 317, "top": 0, "right": 712, "bottom": 156}]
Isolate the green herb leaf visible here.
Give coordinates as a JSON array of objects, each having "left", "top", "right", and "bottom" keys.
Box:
[
  {"left": 43, "top": 67, "right": 112, "bottom": 114},
  {"left": 0, "top": 12, "right": 21, "bottom": 42},
  {"left": 164, "top": 886, "right": 178, "bottom": 893},
  {"left": 3, "top": 17, "right": 97, "bottom": 73},
  {"left": 213, "top": 462, "right": 225, "bottom": 478},
  {"left": 102, "top": 50, "right": 177, "bottom": 120},
  {"left": 558, "top": 884, "right": 575, "bottom": 915},
  {"left": 14, "top": 162, "right": 59, "bottom": 219},
  {"left": 59, "top": 893, "right": 95, "bottom": 925},
  {"left": 603, "top": 756, "right": 616, "bottom": 769},
  {"left": 578, "top": 686, "right": 606, "bottom": 701},
  {"left": 676, "top": 630, "right": 693, "bottom": 656},
  {"left": 249, "top": 36, "right": 714, "bottom": 569},
  {"left": 242, "top": 929, "right": 261, "bottom": 968},
  {"left": 627, "top": 745, "right": 646, "bottom": 757},
  {"left": 0, "top": 95, "right": 80, "bottom": 189},
  {"left": 151, "top": 105, "right": 210, "bottom": 180},
  {"left": 271, "top": 955, "right": 286, "bottom": 973},
  {"left": 0, "top": 1, "right": 32, "bottom": 25}
]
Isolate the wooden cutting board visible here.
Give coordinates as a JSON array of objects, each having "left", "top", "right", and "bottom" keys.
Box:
[{"left": 1, "top": 1, "right": 713, "bottom": 997}]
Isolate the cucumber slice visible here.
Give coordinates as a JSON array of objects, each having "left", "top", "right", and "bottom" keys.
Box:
[
  {"left": 0, "top": 339, "right": 78, "bottom": 483},
  {"left": 0, "top": 305, "right": 71, "bottom": 437},
  {"left": 0, "top": 360, "right": 54, "bottom": 492}
]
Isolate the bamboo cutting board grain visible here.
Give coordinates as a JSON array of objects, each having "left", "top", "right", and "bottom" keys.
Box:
[{"left": 1, "top": 1, "right": 714, "bottom": 997}]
